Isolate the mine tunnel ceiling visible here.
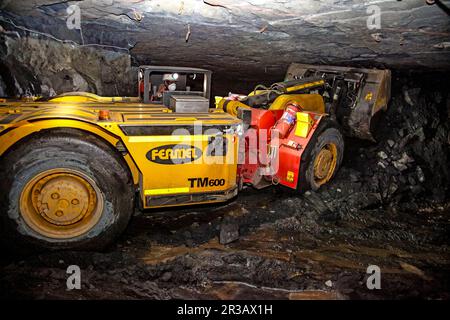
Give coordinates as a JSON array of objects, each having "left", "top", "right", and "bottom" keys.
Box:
[{"left": 1, "top": 0, "right": 450, "bottom": 82}]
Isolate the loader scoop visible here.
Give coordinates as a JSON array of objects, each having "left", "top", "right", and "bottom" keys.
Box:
[{"left": 285, "top": 63, "right": 391, "bottom": 141}]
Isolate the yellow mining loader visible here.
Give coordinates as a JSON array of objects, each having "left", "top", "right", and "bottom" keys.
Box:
[{"left": 0, "top": 64, "right": 390, "bottom": 250}]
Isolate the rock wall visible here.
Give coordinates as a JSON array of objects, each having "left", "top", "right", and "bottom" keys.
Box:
[
  {"left": 357, "top": 73, "right": 450, "bottom": 203},
  {"left": 0, "top": 35, "right": 135, "bottom": 97},
  {"left": 1, "top": 0, "right": 449, "bottom": 83}
]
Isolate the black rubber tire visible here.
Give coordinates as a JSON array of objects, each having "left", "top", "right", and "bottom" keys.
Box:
[
  {"left": 297, "top": 119, "right": 344, "bottom": 193},
  {"left": 0, "top": 128, "right": 134, "bottom": 251}
]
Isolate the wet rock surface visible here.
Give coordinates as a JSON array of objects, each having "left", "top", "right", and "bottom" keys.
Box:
[
  {"left": 0, "top": 35, "right": 135, "bottom": 97},
  {"left": 0, "top": 74, "right": 449, "bottom": 300},
  {"left": 1, "top": 0, "right": 450, "bottom": 84}
]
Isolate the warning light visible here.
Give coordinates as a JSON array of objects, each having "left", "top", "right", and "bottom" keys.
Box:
[{"left": 98, "top": 110, "right": 110, "bottom": 121}]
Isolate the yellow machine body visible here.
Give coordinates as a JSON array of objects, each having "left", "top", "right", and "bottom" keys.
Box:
[
  {"left": 217, "top": 93, "right": 325, "bottom": 116},
  {"left": 0, "top": 95, "right": 241, "bottom": 209},
  {"left": 270, "top": 94, "right": 325, "bottom": 113},
  {"left": 217, "top": 94, "right": 324, "bottom": 116}
]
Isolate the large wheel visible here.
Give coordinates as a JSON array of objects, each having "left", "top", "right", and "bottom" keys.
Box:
[
  {"left": 297, "top": 119, "right": 344, "bottom": 192},
  {"left": 0, "top": 128, "right": 134, "bottom": 251}
]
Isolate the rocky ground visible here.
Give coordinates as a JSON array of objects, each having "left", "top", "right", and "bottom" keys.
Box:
[{"left": 0, "top": 73, "right": 449, "bottom": 300}]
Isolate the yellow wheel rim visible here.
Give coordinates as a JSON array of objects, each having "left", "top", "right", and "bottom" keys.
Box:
[
  {"left": 20, "top": 168, "right": 104, "bottom": 239},
  {"left": 313, "top": 143, "right": 338, "bottom": 186}
]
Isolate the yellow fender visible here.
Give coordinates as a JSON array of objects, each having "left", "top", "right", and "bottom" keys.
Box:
[{"left": 0, "top": 119, "right": 140, "bottom": 185}]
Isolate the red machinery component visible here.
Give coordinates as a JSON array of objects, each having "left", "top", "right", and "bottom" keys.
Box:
[
  {"left": 239, "top": 107, "right": 323, "bottom": 190},
  {"left": 239, "top": 109, "right": 281, "bottom": 188}
]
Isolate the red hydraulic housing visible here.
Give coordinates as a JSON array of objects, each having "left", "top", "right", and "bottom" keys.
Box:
[{"left": 239, "top": 104, "right": 324, "bottom": 190}]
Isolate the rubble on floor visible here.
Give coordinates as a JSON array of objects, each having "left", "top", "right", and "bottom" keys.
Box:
[{"left": 0, "top": 73, "right": 449, "bottom": 300}]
